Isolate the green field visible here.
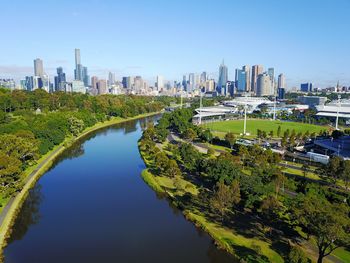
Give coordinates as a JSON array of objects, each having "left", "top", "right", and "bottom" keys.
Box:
[{"left": 202, "top": 119, "right": 328, "bottom": 137}]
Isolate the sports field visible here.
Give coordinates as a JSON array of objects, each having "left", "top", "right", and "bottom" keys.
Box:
[{"left": 202, "top": 119, "right": 328, "bottom": 137}]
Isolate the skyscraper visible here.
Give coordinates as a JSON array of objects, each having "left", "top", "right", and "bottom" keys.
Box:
[
  {"left": 188, "top": 73, "right": 195, "bottom": 93},
  {"left": 235, "top": 68, "right": 246, "bottom": 93},
  {"left": 277, "top": 74, "right": 285, "bottom": 89},
  {"left": 200, "top": 72, "right": 207, "bottom": 84},
  {"left": 108, "top": 72, "right": 115, "bottom": 86},
  {"left": 242, "top": 65, "right": 250, "bottom": 92},
  {"left": 182, "top": 75, "right": 187, "bottom": 90},
  {"left": 277, "top": 74, "right": 286, "bottom": 100},
  {"left": 97, "top": 79, "right": 107, "bottom": 94},
  {"left": 256, "top": 73, "right": 272, "bottom": 96},
  {"left": 82, "top": 67, "right": 89, "bottom": 86},
  {"left": 156, "top": 75, "right": 164, "bottom": 91},
  {"left": 54, "top": 67, "right": 66, "bottom": 91},
  {"left": 34, "top": 58, "right": 44, "bottom": 77},
  {"left": 217, "top": 60, "right": 228, "bottom": 95},
  {"left": 300, "top": 83, "right": 313, "bottom": 92},
  {"left": 91, "top": 76, "right": 98, "bottom": 95},
  {"left": 74, "top": 49, "right": 83, "bottom": 81},
  {"left": 251, "top": 65, "right": 263, "bottom": 93}
]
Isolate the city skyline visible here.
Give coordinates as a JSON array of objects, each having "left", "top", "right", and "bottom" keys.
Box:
[{"left": 1, "top": 0, "right": 350, "bottom": 88}]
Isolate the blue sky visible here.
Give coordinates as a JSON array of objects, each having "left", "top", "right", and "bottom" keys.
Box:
[{"left": 1, "top": 0, "right": 349, "bottom": 88}]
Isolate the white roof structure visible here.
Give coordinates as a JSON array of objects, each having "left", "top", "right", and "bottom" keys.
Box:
[
  {"left": 316, "top": 99, "right": 350, "bottom": 119},
  {"left": 223, "top": 97, "right": 274, "bottom": 113}
]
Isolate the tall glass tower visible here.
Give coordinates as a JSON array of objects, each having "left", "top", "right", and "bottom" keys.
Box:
[{"left": 217, "top": 60, "right": 228, "bottom": 95}]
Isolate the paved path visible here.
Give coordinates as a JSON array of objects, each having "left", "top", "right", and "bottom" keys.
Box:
[{"left": 0, "top": 145, "right": 64, "bottom": 227}]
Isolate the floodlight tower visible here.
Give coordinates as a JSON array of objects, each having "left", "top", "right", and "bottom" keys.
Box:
[{"left": 336, "top": 94, "right": 341, "bottom": 130}]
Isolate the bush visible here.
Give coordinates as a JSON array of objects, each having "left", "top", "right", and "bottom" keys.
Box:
[{"left": 288, "top": 246, "right": 308, "bottom": 263}]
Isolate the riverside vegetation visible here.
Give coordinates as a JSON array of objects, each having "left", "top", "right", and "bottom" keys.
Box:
[
  {"left": 138, "top": 107, "right": 350, "bottom": 263},
  {"left": 0, "top": 88, "right": 174, "bottom": 210}
]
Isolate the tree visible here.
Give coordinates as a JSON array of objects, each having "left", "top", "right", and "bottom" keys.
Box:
[
  {"left": 293, "top": 194, "right": 350, "bottom": 263},
  {"left": 200, "top": 129, "right": 213, "bottom": 143},
  {"left": 0, "top": 151, "right": 22, "bottom": 196},
  {"left": 269, "top": 130, "right": 274, "bottom": 138},
  {"left": 341, "top": 160, "right": 350, "bottom": 190},
  {"left": 238, "top": 145, "right": 249, "bottom": 165},
  {"left": 224, "top": 132, "right": 236, "bottom": 149},
  {"left": 165, "top": 159, "right": 181, "bottom": 178},
  {"left": 68, "top": 116, "right": 84, "bottom": 136},
  {"left": 324, "top": 157, "right": 342, "bottom": 183},
  {"left": 210, "top": 180, "right": 240, "bottom": 219},
  {"left": 277, "top": 126, "right": 281, "bottom": 138},
  {"left": 154, "top": 152, "right": 169, "bottom": 175},
  {"left": 288, "top": 246, "right": 308, "bottom": 263},
  {"left": 183, "top": 128, "right": 197, "bottom": 142}
]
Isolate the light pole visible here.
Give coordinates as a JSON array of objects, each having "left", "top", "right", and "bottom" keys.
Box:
[
  {"left": 199, "top": 89, "right": 203, "bottom": 125},
  {"left": 336, "top": 94, "right": 341, "bottom": 130},
  {"left": 243, "top": 96, "right": 247, "bottom": 135}
]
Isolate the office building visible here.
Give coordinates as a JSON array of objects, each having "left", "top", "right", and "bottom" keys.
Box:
[
  {"left": 235, "top": 68, "right": 246, "bottom": 93},
  {"left": 72, "top": 80, "right": 86, "bottom": 93},
  {"left": 257, "top": 73, "right": 272, "bottom": 96},
  {"left": 217, "top": 60, "right": 228, "bottom": 95},
  {"left": 54, "top": 67, "right": 66, "bottom": 91},
  {"left": 97, "top": 79, "right": 107, "bottom": 94},
  {"left": 277, "top": 74, "right": 285, "bottom": 89},
  {"left": 278, "top": 87, "right": 285, "bottom": 100},
  {"left": 251, "top": 65, "right": 263, "bottom": 93},
  {"left": 300, "top": 83, "right": 313, "bottom": 92},
  {"left": 182, "top": 75, "right": 187, "bottom": 91},
  {"left": 82, "top": 66, "right": 89, "bottom": 86},
  {"left": 91, "top": 76, "right": 98, "bottom": 95},
  {"left": 188, "top": 73, "right": 195, "bottom": 92},
  {"left": 298, "top": 96, "right": 327, "bottom": 108},
  {"left": 134, "top": 76, "right": 143, "bottom": 93},
  {"left": 242, "top": 65, "right": 250, "bottom": 92},
  {"left": 108, "top": 72, "right": 115, "bottom": 86},
  {"left": 0, "top": 79, "right": 16, "bottom": 89},
  {"left": 34, "top": 58, "right": 44, "bottom": 77},
  {"left": 200, "top": 72, "right": 207, "bottom": 84},
  {"left": 156, "top": 75, "right": 164, "bottom": 91}
]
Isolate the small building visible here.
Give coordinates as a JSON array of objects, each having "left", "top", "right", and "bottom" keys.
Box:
[{"left": 298, "top": 96, "right": 327, "bottom": 109}]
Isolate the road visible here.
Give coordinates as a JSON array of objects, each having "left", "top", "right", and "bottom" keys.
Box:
[{"left": 0, "top": 145, "right": 64, "bottom": 227}]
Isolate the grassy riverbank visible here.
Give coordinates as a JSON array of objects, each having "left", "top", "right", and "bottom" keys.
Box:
[
  {"left": 0, "top": 111, "right": 160, "bottom": 255},
  {"left": 139, "top": 147, "right": 284, "bottom": 262}
]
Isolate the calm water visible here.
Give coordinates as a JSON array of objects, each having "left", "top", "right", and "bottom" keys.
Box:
[{"left": 4, "top": 116, "right": 236, "bottom": 263}]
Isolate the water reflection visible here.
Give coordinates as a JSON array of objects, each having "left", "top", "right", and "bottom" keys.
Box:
[{"left": 7, "top": 184, "right": 42, "bottom": 243}]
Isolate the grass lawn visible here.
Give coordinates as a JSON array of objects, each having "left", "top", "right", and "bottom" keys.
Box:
[{"left": 202, "top": 119, "right": 328, "bottom": 137}]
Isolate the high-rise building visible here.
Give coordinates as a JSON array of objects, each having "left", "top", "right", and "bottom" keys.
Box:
[
  {"left": 134, "top": 76, "right": 143, "bottom": 93},
  {"left": 54, "top": 67, "right": 66, "bottom": 91},
  {"left": 251, "top": 65, "right": 263, "bottom": 93},
  {"left": 72, "top": 80, "right": 86, "bottom": 93},
  {"left": 217, "top": 60, "right": 228, "bottom": 95},
  {"left": 156, "top": 75, "right": 164, "bottom": 91},
  {"left": 74, "top": 49, "right": 84, "bottom": 81},
  {"left": 97, "top": 79, "right": 107, "bottom": 94},
  {"left": 188, "top": 73, "right": 195, "bottom": 93},
  {"left": 34, "top": 58, "right": 44, "bottom": 77},
  {"left": 300, "top": 83, "right": 313, "bottom": 92},
  {"left": 82, "top": 67, "right": 89, "bottom": 86},
  {"left": 242, "top": 65, "right": 250, "bottom": 92},
  {"left": 182, "top": 75, "right": 187, "bottom": 90},
  {"left": 108, "top": 72, "right": 116, "bottom": 86},
  {"left": 277, "top": 74, "right": 285, "bottom": 89},
  {"left": 200, "top": 72, "right": 207, "bottom": 84},
  {"left": 256, "top": 73, "right": 272, "bottom": 96},
  {"left": 91, "top": 76, "right": 98, "bottom": 95},
  {"left": 235, "top": 68, "right": 246, "bottom": 93}
]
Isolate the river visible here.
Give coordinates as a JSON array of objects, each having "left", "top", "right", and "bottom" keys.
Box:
[{"left": 4, "top": 116, "right": 236, "bottom": 263}]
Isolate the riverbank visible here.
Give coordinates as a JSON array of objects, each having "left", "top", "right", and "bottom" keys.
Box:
[
  {"left": 0, "top": 111, "right": 160, "bottom": 255},
  {"left": 138, "top": 147, "right": 283, "bottom": 263}
]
